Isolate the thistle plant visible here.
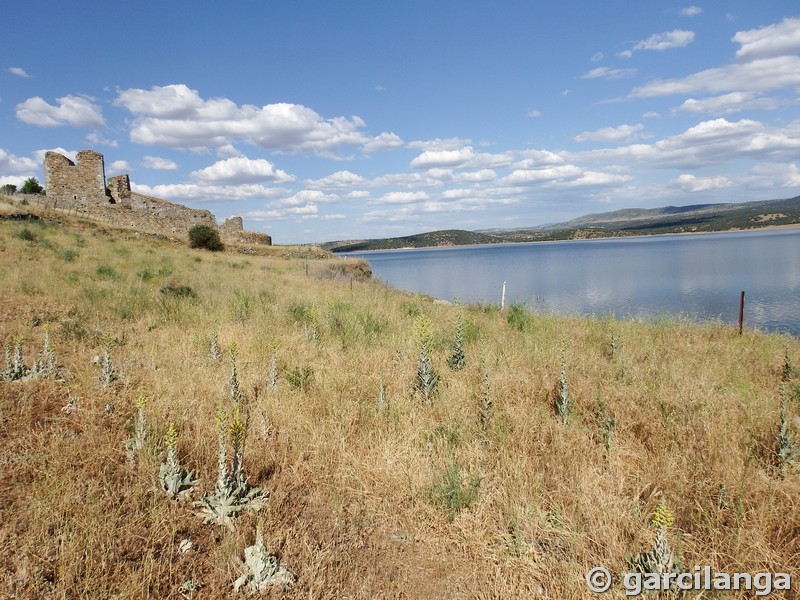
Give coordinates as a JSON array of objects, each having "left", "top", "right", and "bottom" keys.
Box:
[
  {"left": 783, "top": 349, "right": 797, "bottom": 381},
  {"left": 447, "top": 313, "right": 466, "bottom": 371},
  {"left": 195, "top": 407, "right": 264, "bottom": 528},
  {"left": 228, "top": 342, "right": 243, "bottom": 403},
  {"left": 554, "top": 362, "right": 572, "bottom": 423},
  {"left": 126, "top": 394, "right": 150, "bottom": 464},
  {"left": 375, "top": 377, "right": 387, "bottom": 415},
  {"left": 414, "top": 314, "right": 439, "bottom": 403},
  {"left": 99, "top": 334, "right": 117, "bottom": 387},
  {"left": 208, "top": 333, "right": 221, "bottom": 361},
  {"left": 159, "top": 423, "right": 197, "bottom": 499},
  {"left": 267, "top": 344, "right": 278, "bottom": 390},
  {"left": 628, "top": 500, "right": 682, "bottom": 578},
  {"left": 305, "top": 306, "right": 320, "bottom": 342},
  {"left": 2, "top": 336, "right": 29, "bottom": 381},
  {"left": 233, "top": 521, "right": 295, "bottom": 592},
  {"left": 776, "top": 385, "right": 800, "bottom": 478},
  {"left": 479, "top": 354, "right": 492, "bottom": 429},
  {"left": 32, "top": 327, "right": 57, "bottom": 379}
]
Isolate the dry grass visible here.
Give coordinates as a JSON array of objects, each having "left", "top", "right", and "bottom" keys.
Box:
[{"left": 0, "top": 206, "right": 798, "bottom": 598}]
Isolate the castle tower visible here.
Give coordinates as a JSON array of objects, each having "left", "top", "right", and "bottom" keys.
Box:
[{"left": 44, "top": 150, "right": 108, "bottom": 207}]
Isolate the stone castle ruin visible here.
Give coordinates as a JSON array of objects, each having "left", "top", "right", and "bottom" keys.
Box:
[{"left": 41, "top": 150, "right": 271, "bottom": 245}]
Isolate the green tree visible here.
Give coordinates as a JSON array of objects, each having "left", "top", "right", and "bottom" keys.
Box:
[
  {"left": 1, "top": 184, "right": 17, "bottom": 196},
  {"left": 19, "top": 177, "right": 44, "bottom": 195},
  {"left": 188, "top": 224, "right": 224, "bottom": 251}
]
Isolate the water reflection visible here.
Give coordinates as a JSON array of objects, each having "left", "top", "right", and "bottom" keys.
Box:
[{"left": 348, "top": 229, "right": 800, "bottom": 336}]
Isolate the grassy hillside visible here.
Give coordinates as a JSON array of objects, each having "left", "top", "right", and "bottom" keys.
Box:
[{"left": 1, "top": 202, "right": 799, "bottom": 598}]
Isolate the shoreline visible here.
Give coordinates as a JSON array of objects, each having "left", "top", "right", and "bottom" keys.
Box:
[{"left": 340, "top": 222, "right": 800, "bottom": 254}]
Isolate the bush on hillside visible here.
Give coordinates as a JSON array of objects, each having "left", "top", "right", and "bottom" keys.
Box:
[{"left": 188, "top": 224, "right": 224, "bottom": 251}]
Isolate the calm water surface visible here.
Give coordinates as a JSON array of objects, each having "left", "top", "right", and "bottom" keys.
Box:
[{"left": 347, "top": 229, "right": 800, "bottom": 337}]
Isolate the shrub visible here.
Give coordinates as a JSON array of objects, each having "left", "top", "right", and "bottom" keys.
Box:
[{"left": 188, "top": 224, "right": 224, "bottom": 251}]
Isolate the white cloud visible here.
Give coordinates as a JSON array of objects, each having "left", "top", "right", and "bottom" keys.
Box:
[
  {"left": 581, "top": 67, "right": 637, "bottom": 80},
  {"left": 307, "top": 170, "right": 365, "bottom": 188},
  {"left": 114, "top": 83, "right": 402, "bottom": 156},
  {"left": 681, "top": 6, "right": 702, "bottom": 17},
  {"left": 190, "top": 157, "right": 294, "bottom": 184},
  {"left": 0, "top": 149, "right": 38, "bottom": 174},
  {"left": 243, "top": 205, "right": 320, "bottom": 221},
  {"left": 675, "top": 92, "right": 782, "bottom": 115},
  {"left": 617, "top": 50, "right": 633, "bottom": 59},
  {"left": 505, "top": 164, "right": 583, "bottom": 184},
  {"left": 108, "top": 160, "right": 131, "bottom": 173},
  {"left": 411, "top": 147, "right": 476, "bottom": 169},
  {"left": 409, "top": 143, "right": 513, "bottom": 170},
  {"left": 373, "top": 191, "right": 429, "bottom": 205},
  {"left": 131, "top": 182, "right": 286, "bottom": 203},
  {"left": 573, "top": 118, "right": 800, "bottom": 170},
  {"left": 575, "top": 123, "right": 646, "bottom": 143},
  {"left": 629, "top": 55, "right": 800, "bottom": 99},
  {"left": 9, "top": 67, "right": 30, "bottom": 78},
  {"left": 527, "top": 109, "right": 542, "bottom": 118},
  {"left": 634, "top": 30, "right": 695, "bottom": 51},
  {"left": 86, "top": 132, "right": 118, "bottom": 147},
  {"left": 16, "top": 95, "right": 105, "bottom": 128},
  {"left": 591, "top": 52, "right": 604, "bottom": 62},
  {"left": 408, "top": 138, "right": 472, "bottom": 151},
  {"left": 672, "top": 174, "right": 732, "bottom": 192},
  {"left": 629, "top": 19, "right": 800, "bottom": 100},
  {"left": 734, "top": 17, "right": 800, "bottom": 61},
  {"left": 141, "top": 156, "right": 178, "bottom": 170}
]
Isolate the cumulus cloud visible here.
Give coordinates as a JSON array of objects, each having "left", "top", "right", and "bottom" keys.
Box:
[
  {"left": 629, "top": 55, "right": 800, "bottom": 99},
  {"left": 190, "top": 157, "right": 294, "bottom": 184},
  {"left": 734, "top": 17, "right": 800, "bottom": 62},
  {"left": 373, "top": 191, "right": 429, "bottom": 205},
  {"left": 141, "top": 156, "right": 178, "bottom": 170},
  {"left": 9, "top": 67, "right": 30, "bottom": 78},
  {"left": 16, "top": 95, "right": 105, "bottom": 128},
  {"left": 681, "top": 6, "right": 702, "bottom": 17},
  {"left": 0, "top": 149, "right": 38, "bottom": 174},
  {"left": 634, "top": 30, "right": 695, "bottom": 51},
  {"left": 307, "top": 170, "right": 365, "bottom": 188},
  {"left": 411, "top": 147, "right": 477, "bottom": 169},
  {"left": 131, "top": 182, "right": 287, "bottom": 203},
  {"left": 672, "top": 173, "right": 732, "bottom": 192},
  {"left": 575, "top": 123, "right": 646, "bottom": 143},
  {"left": 108, "top": 160, "right": 131, "bottom": 173},
  {"left": 114, "top": 83, "right": 402, "bottom": 156},
  {"left": 573, "top": 118, "right": 800, "bottom": 170},
  {"left": 675, "top": 92, "right": 782, "bottom": 115},
  {"left": 629, "top": 19, "right": 800, "bottom": 100},
  {"left": 410, "top": 143, "right": 513, "bottom": 170}
]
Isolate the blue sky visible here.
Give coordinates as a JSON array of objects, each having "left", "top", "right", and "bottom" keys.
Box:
[{"left": 2, "top": 1, "right": 800, "bottom": 244}]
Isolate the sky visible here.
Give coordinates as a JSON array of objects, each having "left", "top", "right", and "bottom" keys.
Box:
[{"left": 2, "top": 1, "right": 800, "bottom": 244}]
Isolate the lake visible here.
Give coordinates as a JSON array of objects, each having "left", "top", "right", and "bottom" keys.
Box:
[{"left": 345, "top": 229, "right": 800, "bottom": 337}]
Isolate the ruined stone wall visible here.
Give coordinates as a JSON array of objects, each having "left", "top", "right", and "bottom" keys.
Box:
[
  {"left": 107, "top": 175, "right": 131, "bottom": 205},
  {"left": 40, "top": 150, "right": 272, "bottom": 245},
  {"left": 44, "top": 150, "right": 108, "bottom": 208}
]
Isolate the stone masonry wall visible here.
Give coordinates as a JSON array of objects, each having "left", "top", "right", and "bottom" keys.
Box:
[
  {"left": 44, "top": 150, "right": 109, "bottom": 208},
  {"left": 38, "top": 150, "right": 272, "bottom": 245}
]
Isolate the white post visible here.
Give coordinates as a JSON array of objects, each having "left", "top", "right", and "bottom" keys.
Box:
[{"left": 501, "top": 281, "right": 507, "bottom": 311}]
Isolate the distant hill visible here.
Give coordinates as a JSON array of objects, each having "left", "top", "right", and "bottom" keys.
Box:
[
  {"left": 323, "top": 195, "right": 800, "bottom": 252},
  {"left": 322, "top": 229, "right": 504, "bottom": 252}
]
